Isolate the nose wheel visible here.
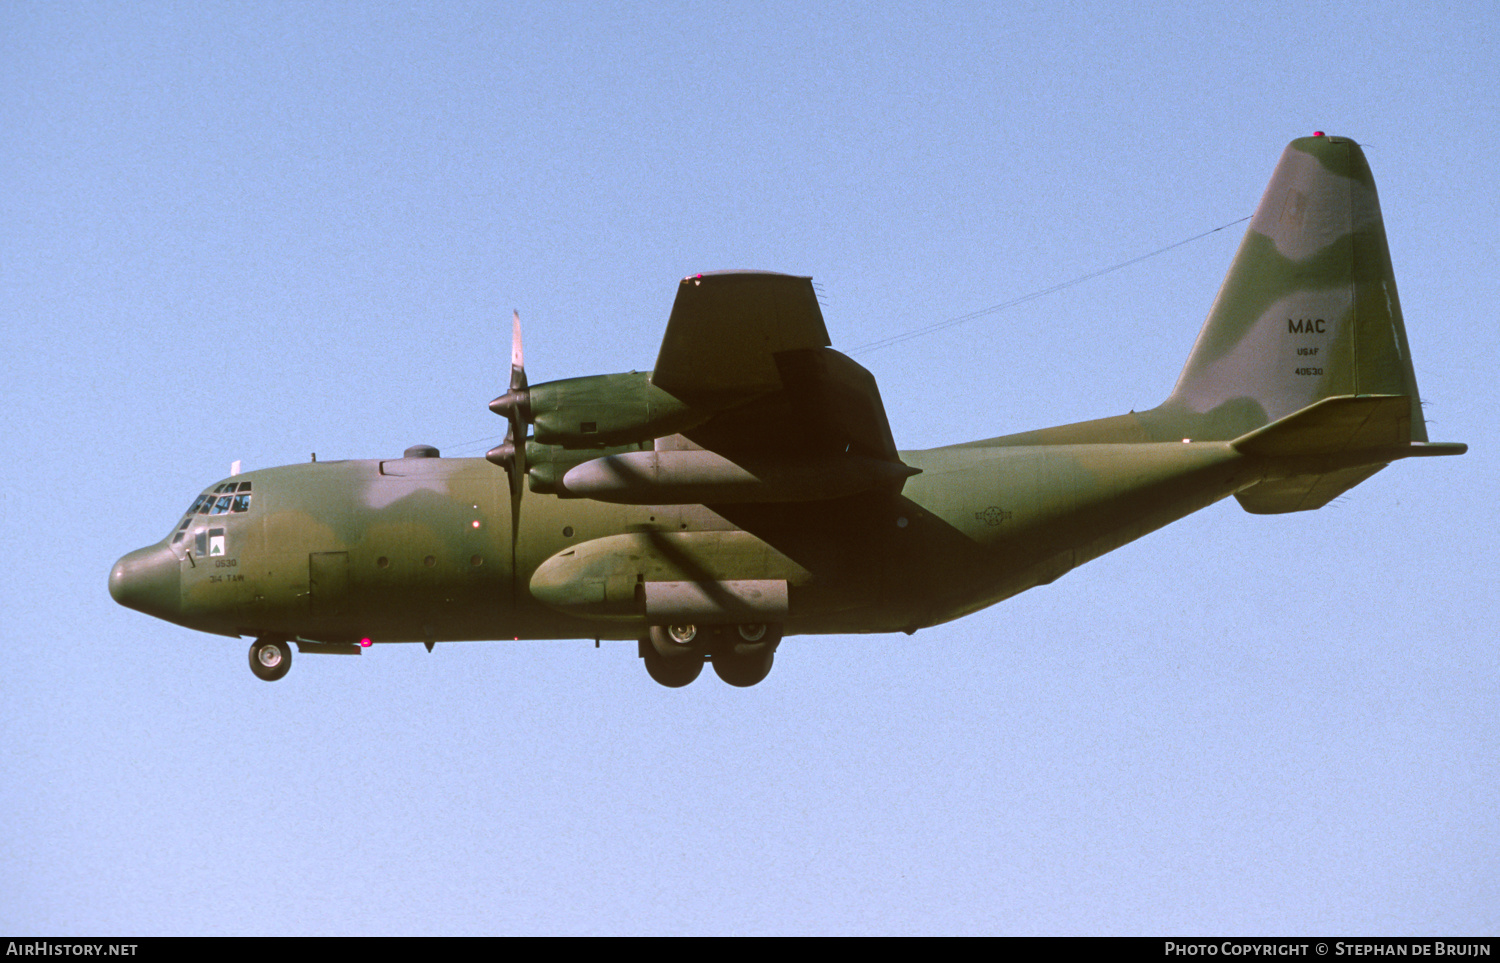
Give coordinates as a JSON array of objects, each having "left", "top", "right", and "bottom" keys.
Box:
[{"left": 248, "top": 638, "right": 292, "bottom": 681}]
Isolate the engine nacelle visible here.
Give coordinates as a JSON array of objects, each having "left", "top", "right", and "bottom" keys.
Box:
[
  {"left": 527, "top": 371, "right": 717, "bottom": 448},
  {"left": 525, "top": 439, "right": 650, "bottom": 497},
  {"left": 561, "top": 449, "right": 919, "bottom": 504}
]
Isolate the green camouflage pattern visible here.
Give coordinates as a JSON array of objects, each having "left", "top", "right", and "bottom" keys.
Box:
[{"left": 110, "top": 135, "right": 1465, "bottom": 685}]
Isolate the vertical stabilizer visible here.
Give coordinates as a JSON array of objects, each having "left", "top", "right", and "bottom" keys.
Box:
[{"left": 1159, "top": 135, "right": 1426, "bottom": 442}]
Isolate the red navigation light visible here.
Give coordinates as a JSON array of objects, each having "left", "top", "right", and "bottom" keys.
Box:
[
  {"left": 1313, "top": 131, "right": 1325, "bottom": 137},
  {"left": 360, "top": 637, "right": 372, "bottom": 647}
]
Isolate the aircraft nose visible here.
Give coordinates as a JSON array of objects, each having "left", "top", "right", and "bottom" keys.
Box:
[{"left": 109, "top": 543, "right": 181, "bottom": 620}]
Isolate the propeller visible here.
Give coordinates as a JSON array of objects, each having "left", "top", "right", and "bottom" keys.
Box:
[{"left": 486, "top": 311, "right": 530, "bottom": 588}]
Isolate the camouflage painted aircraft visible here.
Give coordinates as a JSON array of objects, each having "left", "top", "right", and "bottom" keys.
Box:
[{"left": 110, "top": 134, "right": 1465, "bottom": 687}]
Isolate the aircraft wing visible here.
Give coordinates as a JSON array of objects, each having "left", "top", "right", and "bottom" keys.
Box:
[
  {"left": 653, "top": 271, "right": 832, "bottom": 405},
  {"left": 563, "top": 271, "right": 913, "bottom": 505},
  {"left": 656, "top": 271, "right": 906, "bottom": 468},
  {"left": 676, "top": 337, "right": 908, "bottom": 468}
]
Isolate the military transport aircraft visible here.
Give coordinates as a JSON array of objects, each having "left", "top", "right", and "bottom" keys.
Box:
[{"left": 110, "top": 134, "right": 1465, "bottom": 687}]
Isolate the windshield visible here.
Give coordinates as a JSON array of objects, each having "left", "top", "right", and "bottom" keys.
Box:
[{"left": 170, "top": 481, "right": 252, "bottom": 544}]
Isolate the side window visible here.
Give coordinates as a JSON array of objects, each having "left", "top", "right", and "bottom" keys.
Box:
[{"left": 231, "top": 493, "right": 251, "bottom": 513}]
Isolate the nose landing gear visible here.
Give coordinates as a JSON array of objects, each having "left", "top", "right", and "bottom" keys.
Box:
[{"left": 248, "top": 638, "right": 292, "bottom": 681}]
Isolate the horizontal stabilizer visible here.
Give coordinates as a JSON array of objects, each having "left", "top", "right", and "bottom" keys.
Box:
[
  {"left": 1235, "top": 464, "right": 1387, "bottom": 514},
  {"left": 1231, "top": 394, "right": 1466, "bottom": 514},
  {"left": 1231, "top": 394, "right": 1412, "bottom": 456}
]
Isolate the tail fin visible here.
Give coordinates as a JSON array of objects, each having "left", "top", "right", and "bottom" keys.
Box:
[{"left": 1160, "top": 134, "right": 1427, "bottom": 442}]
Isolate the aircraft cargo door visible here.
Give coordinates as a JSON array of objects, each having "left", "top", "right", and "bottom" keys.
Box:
[{"left": 309, "top": 551, "right": 349, "bottom": 619}]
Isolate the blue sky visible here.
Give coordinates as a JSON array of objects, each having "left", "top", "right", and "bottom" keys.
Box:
[{"left": 3, "top": 0, "right": 1496, "bottom": 934}]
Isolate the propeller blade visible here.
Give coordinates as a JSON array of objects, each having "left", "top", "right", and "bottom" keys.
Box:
[
  {"left": 503, "top": 423, "right": 524, "bottom": 596},
  {"left": 510, "top": 310, "right": 527, "bottom": 393},
  {"left": 486, "top": 311, "right": 532, "bottom": 607},
  {"left": 504, "top": 310, "right": 528, "bottom": 488},
  {"left": 511, "top": 313, "right": 527, "bottom": 485},
  {"left": 489, "top": 310, "right": 531, "bottom": 420},
  {"left": 486, "top": 311, "right": 532, "bottom": 467}
]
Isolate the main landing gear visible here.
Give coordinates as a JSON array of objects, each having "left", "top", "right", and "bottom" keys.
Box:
[
  {"left": 248, "top": 637, "right": 292, "bottom": 682},
  {"left": 640, "top": 623, "right": 782, "bottom": 688}
]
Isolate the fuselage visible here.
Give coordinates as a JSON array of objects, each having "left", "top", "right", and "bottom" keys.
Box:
[
  {"left": 107, "top": 137, "right": 1467, "bottom": 687},
  {"left": 110, "top": 434, "right": 1255, "bottom": 647}
]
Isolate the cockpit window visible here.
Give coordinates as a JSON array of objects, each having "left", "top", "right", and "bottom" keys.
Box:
[{"left": 176, "top": 482, "right": 253, "bottom": 541}]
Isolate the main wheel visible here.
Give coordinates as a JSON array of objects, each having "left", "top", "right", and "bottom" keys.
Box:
[
  {"left": 711, "top": 623, "right": 782, "bottom": 687},
  {"left": 639, "top": 637, "right": 703, "bottom": 687},
  {"left": 648, "top": 623, "right": 702, "bottom": 660},
  {"left": 736, "top": 623, "right": 769, "bottom": 644},
  {"left": 725, "top": 623, "right": 782, "bottom": 659},
  {"left": 711, "top": 648, "right": 774, "bottom": 687},
  {"left": 248, "top": 638, "right": 292, "bottom": 682}
]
